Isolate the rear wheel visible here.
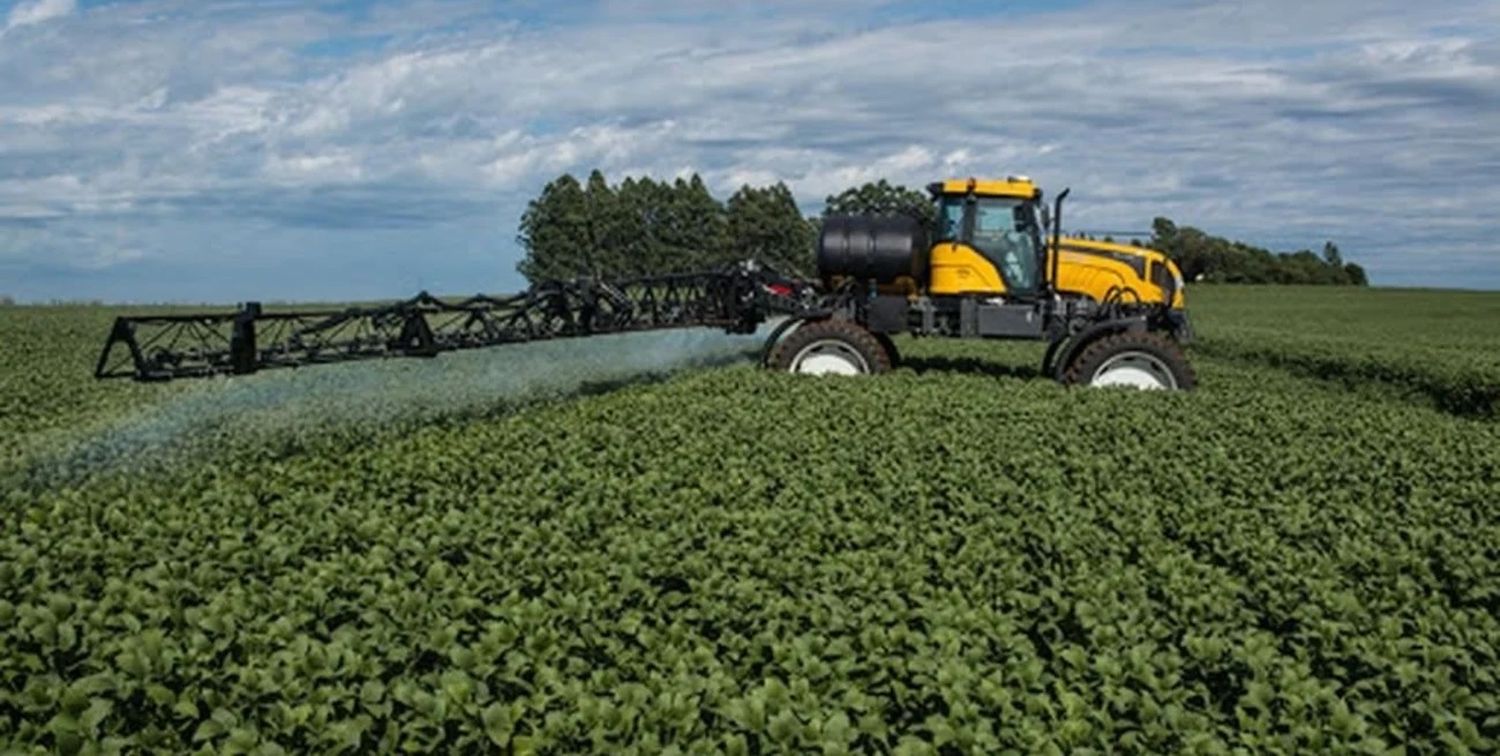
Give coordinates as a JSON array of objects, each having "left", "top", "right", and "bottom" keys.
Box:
[
  {"left": 1063, "top": 331, "right": 1195, "bottom": 390},
  {"left": 873, "top": 333, "right": 901, "bottom": 368},
  {"left": 771, "top": 320, "right": 892, "bottom": 376}
]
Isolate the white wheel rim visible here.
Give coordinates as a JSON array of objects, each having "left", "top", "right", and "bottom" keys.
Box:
[
  {"left": 1090, "top": 351, "right": 1177, "bottom": 390},
  {"left": 790, "top": 339, "right": 868, "bottom": 376}
]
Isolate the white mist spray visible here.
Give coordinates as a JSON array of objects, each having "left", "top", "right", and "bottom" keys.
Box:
[{"left": 29, "top": 325, "right": 774, "bottom": 487}]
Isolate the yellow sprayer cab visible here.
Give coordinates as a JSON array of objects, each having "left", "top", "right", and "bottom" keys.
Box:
[{"left": 925, "top": 177, "right": 1184, "bottom": 310}]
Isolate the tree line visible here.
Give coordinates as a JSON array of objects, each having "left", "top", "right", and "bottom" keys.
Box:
[
  {"left": 516, "top": 173, "right": 1366, "bottom": 286},
  {"left": 516, "top": 171, "right": 814, "bottom": 281},
  {"left": 1147, "top": 218, "right": 1366, "bottom": 286}
]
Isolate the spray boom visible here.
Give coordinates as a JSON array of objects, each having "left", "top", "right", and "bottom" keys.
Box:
[{"left": 96, "top": 264, "right": 810, "bottom": 382}]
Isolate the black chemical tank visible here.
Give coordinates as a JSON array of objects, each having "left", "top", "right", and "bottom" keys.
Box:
[{"left": 818, "top": 215, "right": 931, "bottom": 284}]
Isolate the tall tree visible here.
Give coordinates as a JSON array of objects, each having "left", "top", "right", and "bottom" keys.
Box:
[
  {"left": 727, "top": 182, "right": 815, "bottom": 274},
  {"left": 519, "top": 172, "right": 732, "bottom": 281},
  {"left": 615, "top": 176, "right": 661, "bottom": 276},
  {"left": 655, "top": 174, "right": 729, "bottom": 272},
  {"left": 1322, "top": 241, "right": 1344, "bottom": 268},
  {"left": 582, "top": 169, "right": 646, "bottom": 277},
  {"left": 516, "top": 174, "right": 591, "bottom": 281}
]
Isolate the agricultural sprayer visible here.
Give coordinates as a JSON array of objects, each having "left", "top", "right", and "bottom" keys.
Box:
[{"left": 97, "top": 177, "right": 1195, "bottom": 389}]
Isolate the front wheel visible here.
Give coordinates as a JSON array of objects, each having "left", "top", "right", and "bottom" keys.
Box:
[
  {"left": 770, "top": 320, "right": 892, "bottom": 376},
  {"left": 1063, "top": 331, "right": 1196, "bottom": 391}
]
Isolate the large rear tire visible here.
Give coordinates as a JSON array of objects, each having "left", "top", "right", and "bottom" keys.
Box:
[
  {"left": 771, "top": 320, "right": 892, "bottom": 376},
  {"left": 873, "top": 333, "right": 901, "bottom": 368},
  {"left": 1063, "top": 331, "right": 1196, "bottom": 391}
]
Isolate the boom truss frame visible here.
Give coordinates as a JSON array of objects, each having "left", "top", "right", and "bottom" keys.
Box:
[{"left": 96, "top": 265, "right": 809, "bottom": 381}]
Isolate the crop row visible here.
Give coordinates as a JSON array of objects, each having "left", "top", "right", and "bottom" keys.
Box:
[
  {"left": 1194, "top": 329, "right": 1499, "bottom": 418},
  {"left": 1187, "top": 285, "right": 1500, "bottom": 418}
]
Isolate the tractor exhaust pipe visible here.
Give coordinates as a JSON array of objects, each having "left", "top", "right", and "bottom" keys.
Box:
[{"left": 1051, "top": 188, "right": 1070, "bottom": 292}]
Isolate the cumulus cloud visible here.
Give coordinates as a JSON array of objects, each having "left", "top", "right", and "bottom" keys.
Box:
[{"left": 0, "top": 0, "right": 1497, "bottom": 300}]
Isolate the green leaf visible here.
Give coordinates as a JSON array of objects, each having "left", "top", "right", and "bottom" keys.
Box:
[
  {"left": 173, "top": 697, "right": 200, "bottom": 721},
  {"left": 768, "top": 710, "right": 800, "bottom": 744},
  {"left": 481, "top": 702, "right": 516, "bottom": 746},
  {"left": 79, "top": 698, "right": 112, "bottom": 736}
]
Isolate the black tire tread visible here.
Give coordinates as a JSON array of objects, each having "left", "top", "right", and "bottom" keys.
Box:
[
  {"left": 1062, "top": 330, "right": 1196, "bottom": 390},
  {"left": 873, "top": 333, "right": 901, "bottom": 368},
  {"left": 770, "top": 319, "right": 893, "bottom": 374}
]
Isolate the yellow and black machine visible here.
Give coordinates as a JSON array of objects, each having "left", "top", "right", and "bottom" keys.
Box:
[
  {"left": 95, "top": 175, "right": 1193, "bottom": 391},
  {"left": 769, "top": 176, "right": 1195, "bottom": 389}
]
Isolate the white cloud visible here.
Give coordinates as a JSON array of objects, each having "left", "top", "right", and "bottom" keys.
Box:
[
  {"left": 264, "top": 151, "right": 365, "bottom": 185},
  {"left": 0, "top": 0, "right": 1498, "bottom": 299},
  {"left": 3, "top": 0, "right": 75, "bottom": 33}
]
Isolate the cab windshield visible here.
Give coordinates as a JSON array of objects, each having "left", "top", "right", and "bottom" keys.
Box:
[{"left": 934, "top": 195, "right": 1043, "bottom": 294}]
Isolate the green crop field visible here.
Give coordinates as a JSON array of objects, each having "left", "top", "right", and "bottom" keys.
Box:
[{"left": 2, "top": 286, "right": 1498, "bottom": 753}]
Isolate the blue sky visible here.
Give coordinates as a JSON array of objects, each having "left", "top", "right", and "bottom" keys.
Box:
[{"left": 1, "top": 0, "right": 1497, "bottom": 302}]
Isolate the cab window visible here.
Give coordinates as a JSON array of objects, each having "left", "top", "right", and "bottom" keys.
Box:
[
  {"left": 970, "top": 198, "right": 1040, "bottom": 293},
  {"left": 935, "top": 197, "right": 965, "bottom": 241}
]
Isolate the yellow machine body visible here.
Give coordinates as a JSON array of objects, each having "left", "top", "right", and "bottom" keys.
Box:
[
  {"left": 933, "top": 178, "right": 1040, "bottom": 200},
  {"left": 924, "top": 238, "right": 1183, "bottom": 306},
  {"left": 1051, "top": 238, "right": 1186, "bottom": 309},
  {"left": 921, "top": 178, "right": 1185, "bottom": 308},
  {"left": 928, "top": 242, "right": 1010, "bottom": 296}
]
